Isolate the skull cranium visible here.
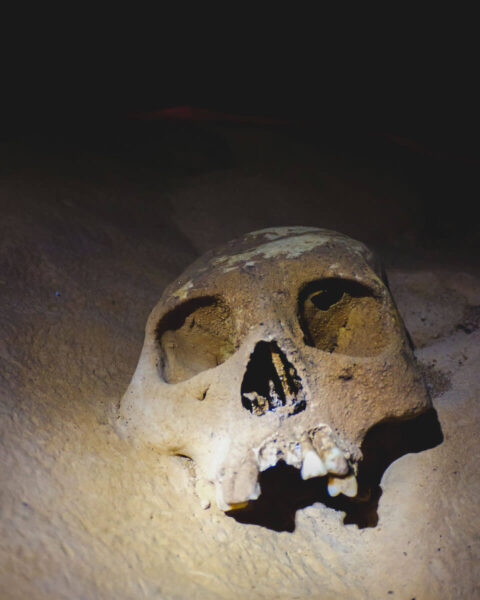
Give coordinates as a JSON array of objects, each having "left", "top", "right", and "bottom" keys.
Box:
[{"left": 119, "top": 227, "right": 430, "bottom": 511}]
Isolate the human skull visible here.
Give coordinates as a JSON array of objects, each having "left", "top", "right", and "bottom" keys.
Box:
[{"left": 119, "top": 227, "right": 431, "bottom": 511}]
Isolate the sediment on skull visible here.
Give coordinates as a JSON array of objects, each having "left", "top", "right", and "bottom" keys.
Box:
[
  {"left": 297, "top": 278, "right": 390, "bottom": 356},
  {"left": 241, "top": 341, "right": 305, "bottom": 416},
  {"left": 155, "top": 296, "right": 236, "bottom": 384}
]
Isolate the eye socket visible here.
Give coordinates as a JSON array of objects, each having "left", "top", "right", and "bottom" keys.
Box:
[
  {"left": 309, "top": 287, "right": 345, "bottom": 310},
  {"left": 156, "top": 297, "right": 236, "bottom": 384},
  {"left": 298, "top": 279, "right": 390, "bottom": 357}
]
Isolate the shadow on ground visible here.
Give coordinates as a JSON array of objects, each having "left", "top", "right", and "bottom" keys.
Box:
[{"left": 228, "top": 408, "right": 443, "bottom": 532}]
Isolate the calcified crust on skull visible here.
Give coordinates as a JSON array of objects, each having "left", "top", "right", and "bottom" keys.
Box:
[{"left": 119, "top": 227, "right": 431, "bottom": 511}]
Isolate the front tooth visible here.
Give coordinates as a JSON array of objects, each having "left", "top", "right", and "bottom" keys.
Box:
[
  {"left": 257, "top": 443, "right": 280, "bottom": 471},
  {"left": 259, "top": 454, "right": 278, "bottom": 471},
  {"left": 327, "top": 474, "right": 358, "bottom": 498},
  {"left": 285, "top": 443, "right": 303, "bottom": 469},
  {"left": 323, "top": 447, "right": 349, "bottom": 476},
  {"left": 301, "top": 450, "right": 327, "bottom": 479},
  {"left": 221, "top": 454, "right": 260, "bottom": 510}
]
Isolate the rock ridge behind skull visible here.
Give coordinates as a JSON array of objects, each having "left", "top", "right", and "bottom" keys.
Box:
[{"left": 118, "top": 226, "right": 431, "bottom": 511}]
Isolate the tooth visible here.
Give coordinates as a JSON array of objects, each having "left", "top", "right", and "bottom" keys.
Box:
[
  {"left": 285, "top": 443, "right": 303, "bottom": 469},
  {"left": 226, "top": 501, "right": 250, "bottom": 511},
  {"left": 301, "top": 449, "right": 327, "bottom": 479},
  {"left": 323, "top": 446, "right": 349, "bottom": 476},
  {"left": 311, "top": 428, "right": 349, "bottom": 476},
  {"left": 220, "top": 454, "right": 260, "bottom": 510},
  {"left": 257, "top": 443, "right": 279, "bottom": 471},
  {"left": 342, "top": 474, "right": 358, "bottom": 497},
  {"left": 327, "top": 474, "right": 358, "bottom": 498},
  {"left": 258, "top": 455, "right": 276, "bottom": 471}
]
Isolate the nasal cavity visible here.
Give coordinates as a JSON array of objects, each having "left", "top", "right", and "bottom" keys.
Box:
[{"left": 241, "top": 341, "right": 305, "bottom": 417}]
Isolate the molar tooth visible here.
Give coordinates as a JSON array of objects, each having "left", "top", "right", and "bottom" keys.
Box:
[
  {"left": 301, "top": 449, "right": 327, "bottom": 479},
  {"left": 323, "top": 446, "right": 349, "bottom": 476},
  {"left": 327, "top": 474, "right": 358, "bottom": 498}
]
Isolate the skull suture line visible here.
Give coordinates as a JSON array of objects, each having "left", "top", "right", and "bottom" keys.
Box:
[{"left": 119, "top": 227, "right": 431, "bottom": 511}]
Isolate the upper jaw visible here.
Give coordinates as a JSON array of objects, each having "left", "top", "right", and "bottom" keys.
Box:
[{"left": 216, "top": 423, "right": 360, "bottom": 511}]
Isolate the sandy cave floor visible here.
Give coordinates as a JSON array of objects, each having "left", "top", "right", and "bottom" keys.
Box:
[{"left": 0, "top": 120, "right": 479, "bottom": 599}]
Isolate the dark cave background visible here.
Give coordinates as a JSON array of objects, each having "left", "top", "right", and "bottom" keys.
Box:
[{"left": 2, "top": 37, "right": 479, "bottom": 267}]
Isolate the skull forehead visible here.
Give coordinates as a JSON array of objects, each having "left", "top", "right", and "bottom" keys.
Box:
[
  {"left": 209, "top": 227, "right": 375, "bottom": 272},
  {"left": 166, "top": 227, "right": 382, "bottom": 305},
  {"left": 214, "top": 227, "right": 373, "bottom": 270}
]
